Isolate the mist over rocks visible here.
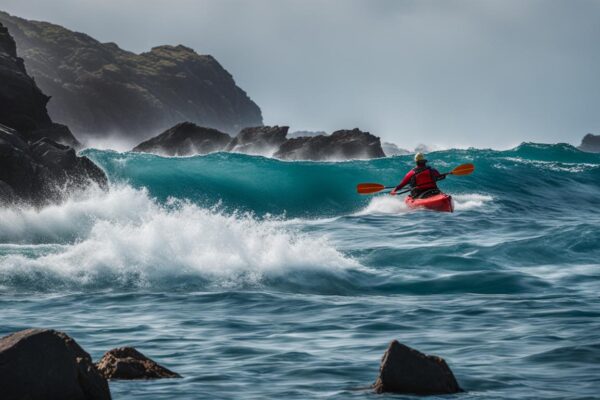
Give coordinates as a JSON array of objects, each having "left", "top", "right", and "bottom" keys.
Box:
[
  {"left": 0, "top": 21, "right": 79, "bottom": 147},
  {"left": 0, "top": 11, "right": 263, "bottom": 140},
  {"left": 132, "top": 122, "right": 232, "bottom": 156},
  {"left": 578, "top": 133, "right": 600, "bottom": 153},
  {"left": 274, "top": 128, "right": 385, "bottom": 160},
  {"left": 373, "top": 340, "right": 462, "bottom": 395},
  {"left": 382, "top": 141, "right": 410, "bottom": 156},
  {"left": 225, "top": 125, "right": 289, "bottom": 156},
  {"left": 0, "top": 329, "right": 111, "bottom": 400}
]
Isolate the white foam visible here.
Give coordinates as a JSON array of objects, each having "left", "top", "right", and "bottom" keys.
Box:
[
  {"left": 453, "top": 194, "right": 494, "bottom": 211},
  {"left": 355, "top": 193, "right": 493, "bottom": 215},
  {"left": 0, "top": 186, "right": 358, "bottom": 289},
  {"left": 354, "top": 195, "right": 409, "bottom": 215}
]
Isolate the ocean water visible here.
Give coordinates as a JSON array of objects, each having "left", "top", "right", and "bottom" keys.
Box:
[{"left": 1, "top": 143, "right": 599, "bottom": 399}]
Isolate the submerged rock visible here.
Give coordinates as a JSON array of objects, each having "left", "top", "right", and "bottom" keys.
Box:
[
  {"left": 0, "top": 21, "right": 79, "bottom": 147},
  {"left": 132, "top": 122, "right": 232, "bottom": 156},
  {"left": 274, "top": 128, "right": 385, "bottom": 160},
  {"left": 373, "top": 340, "right": 462, "bottom": 395},
  {"left": 0, "top": 11, "right": 263, "bottom": 140},
  {"left": 226, "top": 125, "right": 289, "bottom": 156},
  {"left": 96, "top": 347, "right": 181, "bottom": 380},
  {"left": 578, "top": 133, "right": 600, "bottom": 153},
  {"left": 0, "top": 329, "right": 111, "bottom": 400}
]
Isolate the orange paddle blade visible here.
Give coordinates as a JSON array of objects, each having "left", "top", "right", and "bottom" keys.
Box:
[
  {"left": 450, "top": 163, "right": 475, "bottom": 176},
  {"left": 357, "top": 183, "right": 386, "bottom": 194}
]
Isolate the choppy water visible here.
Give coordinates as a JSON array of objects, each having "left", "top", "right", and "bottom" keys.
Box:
[{"left": 1, "top": 143, "right": 599, "bottom": 399}]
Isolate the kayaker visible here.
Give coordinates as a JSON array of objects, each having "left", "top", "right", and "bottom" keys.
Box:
[{"left": 390, "top": 152, "right": 446, "bottom": 198}]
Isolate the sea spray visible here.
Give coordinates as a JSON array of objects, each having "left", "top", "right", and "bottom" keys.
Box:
[{"left": 0, "top": 185, "right": 357, "bottom": 291}]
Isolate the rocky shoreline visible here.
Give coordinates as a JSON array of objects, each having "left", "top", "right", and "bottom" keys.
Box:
[{"left": 0, "top": 328, "right": 462, "bottom": 399}]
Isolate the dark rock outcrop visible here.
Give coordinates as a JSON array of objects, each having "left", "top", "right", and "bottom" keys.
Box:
[
  {"left": 0, "top": 21, "right": 79, "bottom": 147},
  {"left": 96, "top": 347, "right": 181, "bottom": 380},
  {"left": 0, "top": 329, "right": 111, "bottom": 400},
  {"left": 373, "top": 340, "right": 462, "bottom": 395},
  {"left": 0, "top": 11, "right": 263, "bottom": 141},
  {"left": 274, "top": 128, "right": 385, "bottom": 160},
  {"left": 0, "top": 123, "right": 107, "bottom": 204},
  {"left": 132, "top": 122, "right": 231, "bottom": 156},
  {"left": 578, "top": 133, "right": 600, "bottom": 153},
  {"left": 225, "top": 125, "right": 289, "bottom": 156}
]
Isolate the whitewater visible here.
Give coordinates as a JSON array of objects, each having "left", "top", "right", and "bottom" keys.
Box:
[{"left": 1, "top": 143, "right": 599, "bottom": 399}]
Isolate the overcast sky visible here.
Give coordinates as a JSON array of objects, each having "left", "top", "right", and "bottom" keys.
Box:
[{"left": 1, "top": 0, "right": 599, "bottom": 148}]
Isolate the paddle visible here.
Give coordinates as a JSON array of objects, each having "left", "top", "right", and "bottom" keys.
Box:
[{"left": 356, "top": 163, "right": 475, "bottom": 195}]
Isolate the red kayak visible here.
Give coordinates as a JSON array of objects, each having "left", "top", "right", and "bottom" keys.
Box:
[{"left": 405, "top": 192, "right": 454, "bottom": 212}]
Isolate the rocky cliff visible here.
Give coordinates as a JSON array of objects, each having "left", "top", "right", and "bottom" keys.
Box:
[
  {"left": 578, "top": 133, "right": 600, "bottom": 153},
  {"left": 1, "top": 21, "right": 107, "bottom": 204},
  {"left": 0, "top": 11, "right": 263, "bottom": 141},
  {"left": 0, "top": 21, "right": 78, "bottom": 146}
]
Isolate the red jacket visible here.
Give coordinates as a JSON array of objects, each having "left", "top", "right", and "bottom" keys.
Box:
[{"left": 395, "top": 166, "right": 442, "bottom": 192}]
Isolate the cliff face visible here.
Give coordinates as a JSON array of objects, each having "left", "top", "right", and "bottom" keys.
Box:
[
  {"left": 0, "top": 22, "right": 106, "bottom": 204},
  {"left": 0, "top": 11, "right": 263, "bottom": 141},
  {"left": 0, "top": 21, "right": 78, "bottom": 146}
]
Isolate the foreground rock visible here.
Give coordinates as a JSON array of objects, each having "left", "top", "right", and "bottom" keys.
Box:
[
  {"left": 0, "top": 21, "right": 79, "bottom": 147},
  {"left": 225, "top": 125, "right": 289, "bottom": 156},
  {"left": 275, "top": 128, "right": 385, "bottom": 160},
  {"left": 373, "top": 340, "right": 462, "bottom": 395},
  {"left": 578, "top": 133, "right": 600, "bottom": 153},
  {"left": 0, "top": 11, "right": 263, "bottom": 140},
  {"left": 0, "top": 329, "right": 111, "bottom": 400},
  {"left": 132, "top": 122, "right": 232, "bottom": 156},
  {"left": 96, "top": 347, "right": 181, "bottom": 380},
  {"left": 0, "top": 123, "right": 107, "bottom": 204}
]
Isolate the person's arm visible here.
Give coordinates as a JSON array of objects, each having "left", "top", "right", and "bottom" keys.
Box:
[
  {"left": 432, "top": 168, "right": 446, "bottom": 181},
  {"left": 390, "top": 170, "right": 414, "bottom": 195}
]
